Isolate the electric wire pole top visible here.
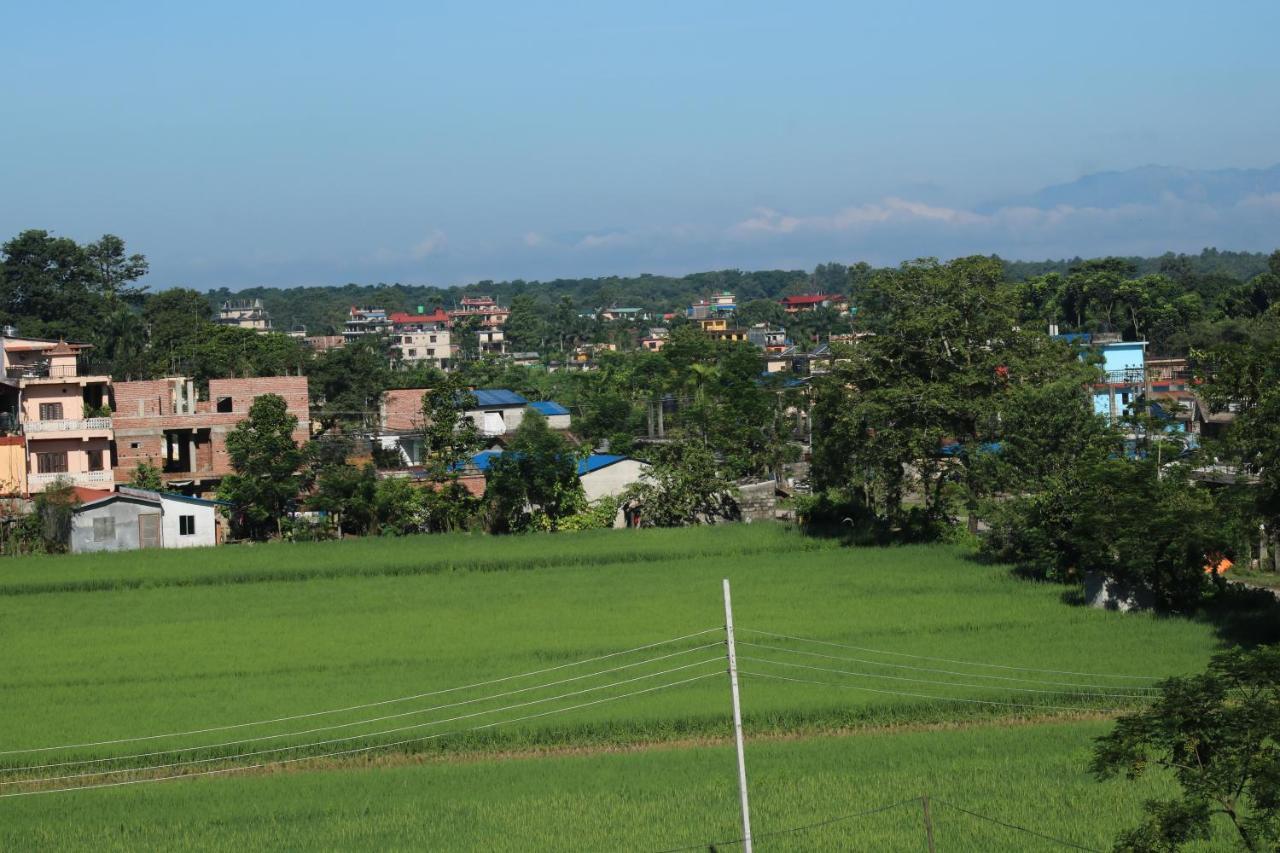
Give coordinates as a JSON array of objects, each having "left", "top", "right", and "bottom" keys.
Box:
[{"left": 723, "top": 578, "right": 753, "bottom": 853}]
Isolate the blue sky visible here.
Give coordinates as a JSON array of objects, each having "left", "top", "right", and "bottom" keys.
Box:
[{"left": 3, "top": 1, "right": 1279, "bottom": 289}]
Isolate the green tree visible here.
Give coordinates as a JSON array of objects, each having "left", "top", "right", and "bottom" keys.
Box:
[
  {"left": 420, "top": 374, "right": 483, "bottom": 482},
  {"left": 308, "top": 338, "right": 389, "bottom": 433},
  {"left": 0, "top": 229, "right": 102, "bottom": 342},
  {"left": 1199, "top": 322, "right": 1280, "bottom": 570},
  {"left": 486, "top": 412, "right": 583, "bottom": 532},
  {"left": 504, "top": 294, "right": 547, "bottom": 352},
  {"left": 129, "top": 460, "right": 165, "bottom": 491},
  {"left": 623, "top": 439, "right": 738, "bottom": 527},
  {"left": 813, "top": 256, "right": 1095, "bottom": 531},
  {"left": 143, "top": 288, "right": 214, "bottom": 376},
  {"left": 84, "top": 234, "right": 149, "bottom": 303},
  {"left": 218, "top": 394, "right": 304, "bottom": 539},
  {"left": 736, "top": 298, "right": 787, "bottom": 328},
  {"left": 309, "top": 462, "right": 378, "bottom": 536},
  {"left": 373, "top": 476, "right": 427, "bottom": 535},
  {"left": 1092, "top": 645, "right": 1280, "bottom": 851}
]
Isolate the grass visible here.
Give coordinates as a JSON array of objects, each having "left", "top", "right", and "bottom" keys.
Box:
[
  {"left": 0, "top": 525, "right": 1235, "bottom": 848},
  {"left": 0, "top": 721, "right": 1239, "bottom": 851}
]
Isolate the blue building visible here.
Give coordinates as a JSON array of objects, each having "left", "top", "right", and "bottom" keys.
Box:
[{"left": 1091, "top": 339, "right": 1148, "bottom": 421}]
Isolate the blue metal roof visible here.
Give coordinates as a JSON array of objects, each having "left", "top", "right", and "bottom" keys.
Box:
[
  {"left": 457, "top": 450, "right": 629, "bottom": 476},
  {"left": 577, "top": 454, "right": 628, "bottom": 475},
  {"left": 470, "top": 389, "right": 528, "bottom": 407},
  {"left": 529, "top": 400, "right": 570, "bottom": 416}
]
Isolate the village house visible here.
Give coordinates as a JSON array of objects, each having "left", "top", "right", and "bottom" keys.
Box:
[
  {"left": 686, "top": 291, "right": 736, "bottom": 320},
  {"left": 216, "top": 299, "right": 274, "bottom": 332},
  {"left": 389, "top": 308, "right": 452, "bottom": 370},
  {"left": 112, "top": 376, "right": 311, "bottom": 497},
  {"left": 1, "top": 333, "right": 114, "bottom": 494},
  {"left": 70, "top": 487, "right": 226, "bottom": 553},
  {"left": 449, "top": 296, "right": 509, "bottom": 329},
  {"left": 343, "top": 306, "right": 392, "bottom": 343},
  {"left": 779, "top": 293, "right": 850, "bottom": 315}
]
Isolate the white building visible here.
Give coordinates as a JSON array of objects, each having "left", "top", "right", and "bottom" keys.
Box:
[{"left": 70, "top": 487, "right": 224, "bottom": 553}]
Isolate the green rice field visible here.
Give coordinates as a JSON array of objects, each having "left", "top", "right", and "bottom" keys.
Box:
[{"left": 0, "top": 525, "right": 1240, "bottom": 849}]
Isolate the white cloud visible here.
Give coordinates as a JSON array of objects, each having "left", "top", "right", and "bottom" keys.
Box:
[
  {"left": 523, "top": 231, "right": 547, "bottom": 247},
  {"left": 410, "top": 229, "right": 447, "bottom": 259}
]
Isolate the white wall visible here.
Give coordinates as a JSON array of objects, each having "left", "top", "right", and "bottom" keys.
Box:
[
  {"left": 159, "top": 495, "right": 218, "bottom": 548},
  {"left": 580, "top": 459, "right": 651, "bottom": 503}
]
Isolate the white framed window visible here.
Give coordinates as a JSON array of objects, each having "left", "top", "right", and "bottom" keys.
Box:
[{"left": 179, "top": 515, "right": 196, "bottom": 536}]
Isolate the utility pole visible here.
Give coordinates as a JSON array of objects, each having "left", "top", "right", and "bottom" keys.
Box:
[{"left": 722, "top": 579, "right": 753, "bottom": 852}]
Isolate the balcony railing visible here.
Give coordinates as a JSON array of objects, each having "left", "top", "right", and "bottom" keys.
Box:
[
  {"left": 6, "top": 363, "right": 82, "bottom": 379},
  {"left": 27, "top": 470, "right": 115, "bottom": 490},
  {"left": 24, "top": 417, "right": 113, "bottom": 434},
  {"left": 1102, "top": 368, "right": 1146, "bottom": 385}
]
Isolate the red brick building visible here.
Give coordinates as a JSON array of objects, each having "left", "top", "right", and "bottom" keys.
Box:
[{"left": 112, "top": 376, "right": 310, "bottom": 496}]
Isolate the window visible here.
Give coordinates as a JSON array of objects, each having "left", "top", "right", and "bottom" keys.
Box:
[
  {"left": 427, "top": 348, "right": 435, "bottom": 356},
  {"left": 38, "top": 402, "right": 64, "bottom": 421},
  {"left": 179, "top": 515, "right": 196, "bottom": 536},
  {"left": 216, "top": 397, "right": 233, "bottom": 413},
  {"left": 36, "top": 452, "right": 68, "bottom": 474},
  {"left": 130, "top": 442, "right": 140, "bottom": 449},
  {"left": 429, "top": 335, "right": 437, "bottom": 343},
  {"left": 93, "top": 517, "right": 115, "bottom": 542},
  {"left": 406, "top": 348, "right": 417, "bottom": 357},
  {"left": 87, "top": 449, "right": 104, "bottom": 471}
]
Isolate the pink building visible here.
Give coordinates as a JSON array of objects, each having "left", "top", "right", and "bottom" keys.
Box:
[{"left": 1, "top": 335, "right": 114, "bottom": 494}]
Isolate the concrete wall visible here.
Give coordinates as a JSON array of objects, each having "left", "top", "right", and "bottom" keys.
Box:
[
  {"left": 544, "top": 412, "right": 572, "bottom": 430},
  {"left": 113, "top": 376, "right": 310, "bottom": 488},
  {"left": 1100, "top": 342, "right": 1146, "bottom": 374},
  {"left": 581, "top": 459, "right": 650, "bottom": 503},
  {"left": 71, "top": 498, "right": 152, "bottom": 553},
  {"left": 21, "top": 383, "right": 86, "bottom": 421},
  {"left": 159, "top": 495, "right": 218, "bottom": 548}
]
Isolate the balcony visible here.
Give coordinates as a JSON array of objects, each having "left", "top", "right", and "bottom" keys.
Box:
[
  {"left": 6, "top": 363, "right": 80, "bottom": 379},
  {"left": 27, "top": 470, "right": 115, "bottom": 491},
  {"left": 24, "top": 417, "right": 113, "bottom": 435}
]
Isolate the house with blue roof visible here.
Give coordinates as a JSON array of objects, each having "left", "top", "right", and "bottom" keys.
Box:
[
  {"left": 527, "top": 400, "right": 572, "bottom": 429},
  {"left": 457, "top": 449, "right": 650, "bottom": 522}
]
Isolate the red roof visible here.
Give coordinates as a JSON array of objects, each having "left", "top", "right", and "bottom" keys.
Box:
[
  {"left": 780, "top": 293, "right": 844, "bottom": 306},
  {"left": 73, "top": 487, "right": 113, "bottom": 503},
  {"left": 389, "top": 309, "right": 449, "bottom": 325}
]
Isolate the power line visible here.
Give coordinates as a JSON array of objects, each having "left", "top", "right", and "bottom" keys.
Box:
[
  {"left": 0, "top": 671, "right": 720, "bottom": 799},
  {"left": 740, "top": 629, "right": 1163, "bottom": 682},
  {"left": 0, "top": 627, "right": 722, "bottom": 757},
  {"left": 1, "top": 643, "right": 724, "bottom": 777},
  {"left": 934, "top": 798, "right": 1104, "bottom": 852},
  {"left": 736, "top": 645, "right": 1155, "bottom": 698},
  {"left": 739, "top": 669, "right": 1130, "bottom": 714},
  {"left": 654, "top": 796, "right": 924, "bottom": 851},
  {"left": 1, "top": 658, "right": 725, "bottom": 788}
]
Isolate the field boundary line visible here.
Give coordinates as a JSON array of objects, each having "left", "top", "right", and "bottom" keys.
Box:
[
  {"left": 0, "top": 627, "right": 722, "bottom": 757},
  {"left": 741, "top": 628, "right": 1162, "bottom": 681},
  {"left": 0, "top": 672, "right": 720, "bottom": 798}
]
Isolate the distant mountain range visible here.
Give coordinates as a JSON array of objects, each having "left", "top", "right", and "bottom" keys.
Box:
[{"left": 979, "top": 163, "right": 1280, "bottom": 213}]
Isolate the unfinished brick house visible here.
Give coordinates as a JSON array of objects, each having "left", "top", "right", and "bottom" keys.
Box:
[{"left": 112, "top": 376, "right": 311, "bottom": 496}]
